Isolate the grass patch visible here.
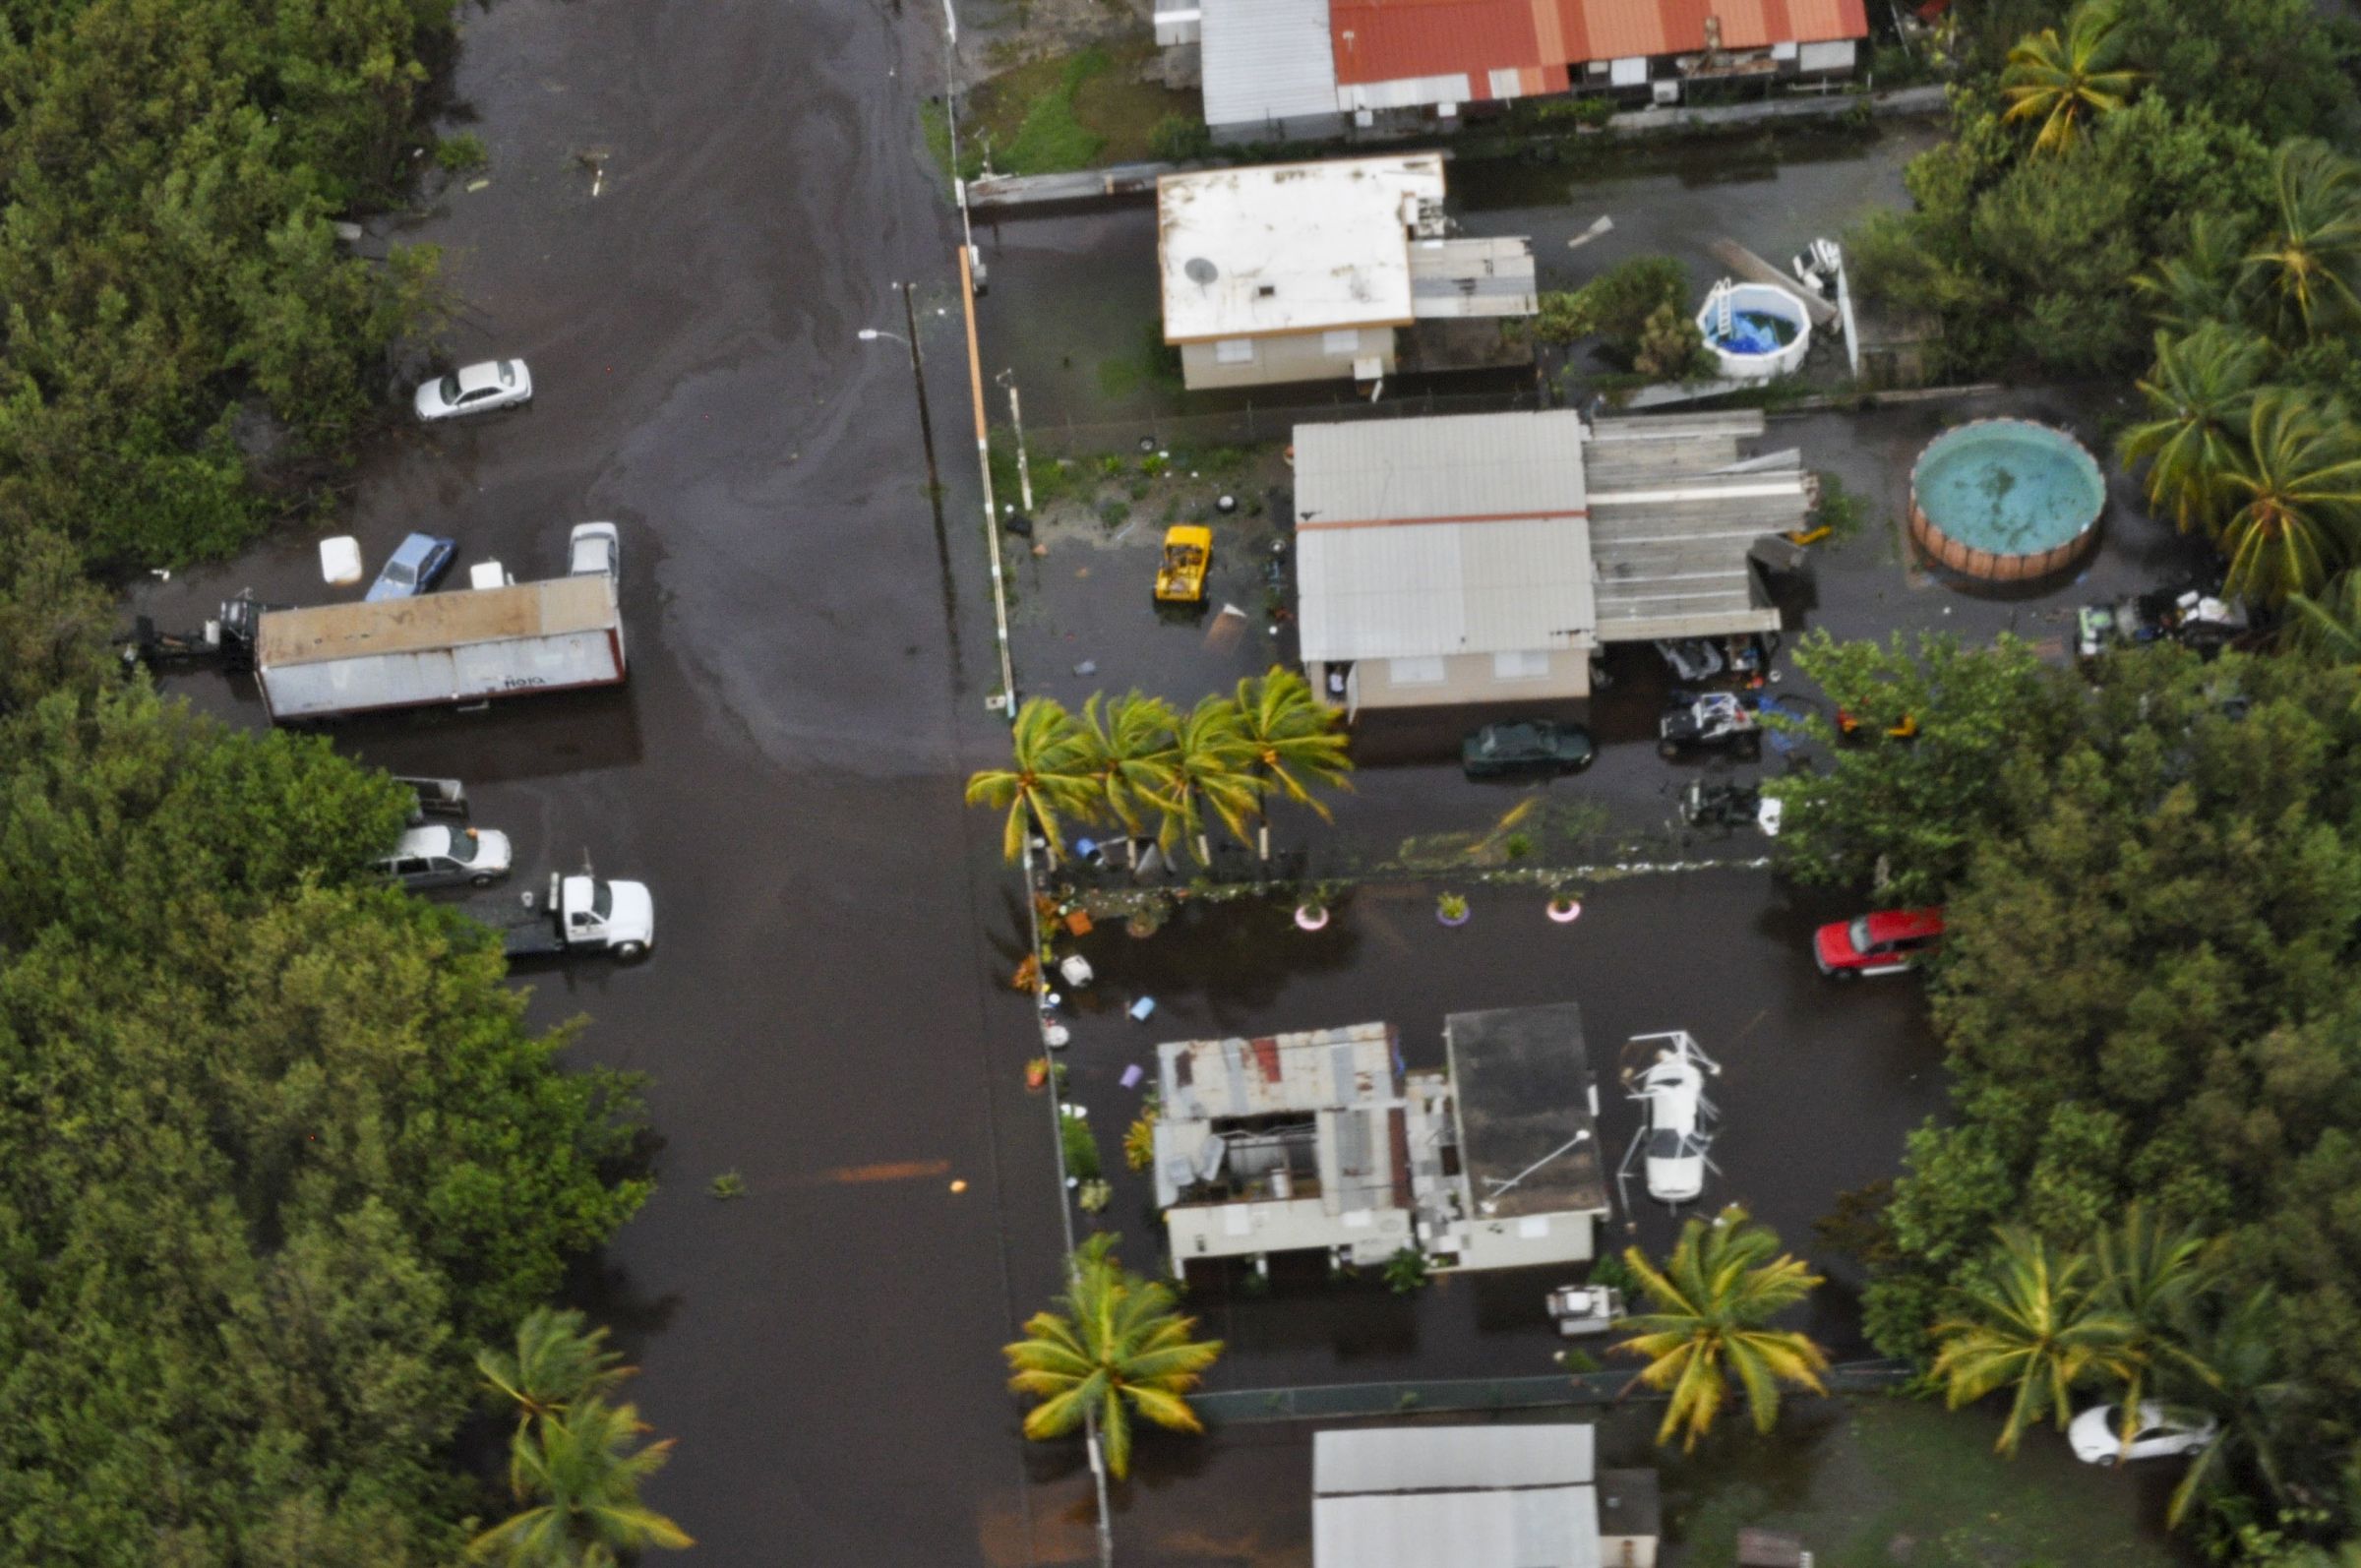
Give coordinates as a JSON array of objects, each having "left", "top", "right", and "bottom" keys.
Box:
[
  {"left": 965, "top": 40, "right": 1200, "bottom": 174},
  {"left": 1664, "top": 1400, "right": 2182, "bottom": 1568},
  {"left": 1093, "top": 316, "right": 1184, "bottom": 402}
]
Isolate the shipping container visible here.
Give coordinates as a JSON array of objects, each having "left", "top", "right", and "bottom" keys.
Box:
[{"left": 248, "top": 574, "right": 626, "bottom": 721}]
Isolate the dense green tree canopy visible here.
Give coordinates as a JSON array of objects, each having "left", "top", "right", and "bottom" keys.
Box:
[
  {"left": 0, "top": 685, "right": 651, "bottom": 1565},
  {"left": 1789, "top": 637, "right": 2361, "bottom": 1544}
]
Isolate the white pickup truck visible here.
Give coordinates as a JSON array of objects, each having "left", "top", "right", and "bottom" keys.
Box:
[{"left": 472, "top": 872, "right": 655, "bottom": 962}]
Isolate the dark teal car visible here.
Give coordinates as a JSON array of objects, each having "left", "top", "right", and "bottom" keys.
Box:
[{"left": 1461, "top": 720, "right": 1595, "bottom": 780}]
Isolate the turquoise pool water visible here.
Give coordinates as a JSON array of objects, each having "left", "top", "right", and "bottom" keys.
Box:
[{"left": 1910, "top": 420, "right": 2105, "bottom": 554}]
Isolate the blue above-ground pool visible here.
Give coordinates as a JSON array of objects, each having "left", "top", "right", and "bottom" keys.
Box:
[{"left": 1908, "top": 419, "right": 2106, "bottom": 582}]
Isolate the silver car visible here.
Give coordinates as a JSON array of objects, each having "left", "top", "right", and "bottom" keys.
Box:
[
  {"left": 377, "top": 824, "right": 514, "bottom": 889},
  {"left": 414, "top": 359, "right": 533, "bottom": 421},
  {"left": 568, "top": 521, "right": 620, "bottom": 578}
]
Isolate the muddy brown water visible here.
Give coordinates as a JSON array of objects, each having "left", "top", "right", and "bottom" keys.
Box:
[{"left": 110, "top": 7, "right": 2214, "bottom": 1558}]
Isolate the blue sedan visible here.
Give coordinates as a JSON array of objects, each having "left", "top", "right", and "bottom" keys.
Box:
[{"left": 366, "top": 533, "right": 457, "bottom": 602}]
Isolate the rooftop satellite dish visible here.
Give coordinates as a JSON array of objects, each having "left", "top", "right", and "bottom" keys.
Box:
[{"left": 1184, "top": 257, "right": 1219, "bottom": 285}]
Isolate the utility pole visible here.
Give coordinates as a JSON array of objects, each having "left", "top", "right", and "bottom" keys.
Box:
[{"left": 899, "top": 282, "right": 941, "bottom": 500}]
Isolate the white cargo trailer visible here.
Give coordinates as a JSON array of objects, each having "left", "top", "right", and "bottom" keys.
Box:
[{"left": 244, "top": 574, "right": 626, "bottom": 722}]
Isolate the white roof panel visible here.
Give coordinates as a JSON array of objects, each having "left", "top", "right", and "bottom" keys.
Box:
[
  {"left": 1200, "top": 0, "right": 1339, "bottom": 130},
  {"left": 1315, "top": 1424, "right": 1596, "bottom": 1494},
  {"left": 1293, "top": 412, "right": 1595, "bottom": 661},
  {"left": 1312, "top": 1489, "right": 1602, "bottom": 1568},
  {"left": 1159, "top": 156, "right": 1444, "bottom": 341}
]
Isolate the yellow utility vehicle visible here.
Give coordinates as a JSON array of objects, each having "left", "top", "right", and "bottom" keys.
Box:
[{"left": 1155, "top": 525, "right": 1211, "bottom": 605}]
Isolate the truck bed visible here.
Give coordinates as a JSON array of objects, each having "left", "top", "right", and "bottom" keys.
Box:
[{"left": 458, "top": 897, "right": 568, "bottom": 956}]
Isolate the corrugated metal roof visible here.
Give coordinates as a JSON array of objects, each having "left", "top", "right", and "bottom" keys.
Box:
[
  {"left": 1313, "top": 1490, "right": 1601, "bottom": 1568},
  {"left": 1293, "top": 412, "right": 1595, "bottom": 662},
  {"left": 1408, "top": 236, "right": 1539, "bottom": 318},
  {"left": 1330, "top": 0, "right": 1866, "bottom": 90},
  {"left": 1159, "top": 157, "right": 1442, "bottom": 341},
  {"left": 1317, "top": 1424, "right": 1598, "bottom": 1494},
  {"left": 1295, "top": 407, "right": 1798, "bottom": 656},
  {"left": 1201, "top": 0, "right": 1342, "bottom": 129},
  {"left": 1311, "top": 1427, "right": 1604, "bottom": 1568}
]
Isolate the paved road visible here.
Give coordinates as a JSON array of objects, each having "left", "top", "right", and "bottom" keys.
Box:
[{"left": 132, "top": 0, "right": 1083, "bottom": 1561}]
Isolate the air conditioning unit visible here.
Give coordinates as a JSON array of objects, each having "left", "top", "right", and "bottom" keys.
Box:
[{"left": 1652, "top": 78, "right": 1681, "bottom": 105}]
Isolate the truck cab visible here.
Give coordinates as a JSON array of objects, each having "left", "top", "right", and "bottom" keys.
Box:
[{"left": 555, "top": 873, "right": 654, "bottom": 960}]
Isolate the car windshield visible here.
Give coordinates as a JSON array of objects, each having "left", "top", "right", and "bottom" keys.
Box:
[
  {"left": 498, "top": 361, "right": 516, "bottom": 385},
  {"left": 1848, "top": 917, "right": 1872, "bottom": 952},
  {"left": 1646, "top": 1128, "right": 1688, "bottom": 1157},
  {"left": 437, "top": 373, "right": 460, "bottom": 402},
  {"left": 448, "top": 832, "right": 478, "bottom": 864},
  {"left": 384, "top": 559, "right": 415, "bottom": 586},
  {"left": 592, "top": 882, "right": 614, "bottom": 920}
]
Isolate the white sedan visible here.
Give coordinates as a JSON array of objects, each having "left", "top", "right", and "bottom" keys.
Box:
[
  {"left": 2069, "top": 1402, "right": 2217, "bottom": 1466},
  {"left": 414, "top": 359, "right": 533, "bottom": 421}
]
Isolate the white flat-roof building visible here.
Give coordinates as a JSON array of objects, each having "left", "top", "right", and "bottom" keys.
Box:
[
  {"left": 1157, "top": 155, "right": 1536, "bottom": 391},
  {"left": 1311, "top": 1424, "right": 1662, "bottom": 1568},
  {"left": 1294, "top": 408, "right": 1801, "bottom": 711},
  {"left": 1152, "top": 1003, "right": 1608, "bottom": 1277}
]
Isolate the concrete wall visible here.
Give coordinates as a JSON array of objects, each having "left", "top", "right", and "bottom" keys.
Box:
[
  {"left": 1311, "top": 648, "right": 1591, "bottom": 712},
  {"left": 1601, "top": 1534, "right": 1660, "bottom": 1568},
  {"left": 1179, "top": 326, "right": 1395, "bottom": 391}
]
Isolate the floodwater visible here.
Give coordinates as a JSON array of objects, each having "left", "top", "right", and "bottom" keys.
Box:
[
  {"left": 973, "top": 118, "right": 1942, "bottom": 433},
  {"left": 110, "top": 9, "right": 2207, "bottom": 1560},
  {"left": 127, "top": 0, "right": 1087, "bottom": 1560}
]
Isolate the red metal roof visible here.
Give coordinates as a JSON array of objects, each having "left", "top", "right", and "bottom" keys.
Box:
[{"left": 1330, "top": 0, "right": 1868, "bottom": 90}]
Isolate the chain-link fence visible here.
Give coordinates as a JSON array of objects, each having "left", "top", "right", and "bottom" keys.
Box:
[{"left": 1193, "top": 1360, "right": 1913, "bottom": 1425}]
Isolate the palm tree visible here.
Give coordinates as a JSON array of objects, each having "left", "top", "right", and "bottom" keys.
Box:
[
  {"left": 2217, "top": 392, "right": 2361, "bottom": 607},
  {"left": 2089, "top": 1204, "right": 2215, "bottom": 1445},
  {"left": 1154, "top": 694, "right": 1261, "bottom": 866},
  {"left": 1003, "top": 1233, "right": 1224, "bottom": 1480},
  {"left": 1074, "top": 691, "right": 1180, "bottom": 870},
  {"left": 1610, "top": 1205, "right": 1830, "bottom": 1451},
  {"left": 1231, "top": 667, "right": 1353, "bottom": 860},
  {"left": 470, "top": 1399, "right": 693, "bottom": 1565},
  {"left": 1999, "top": 1, "right": 2139, "bottom": 156},
  {"left": 2290, "top": 569, "right": 2361, "bottom": 663},
  {"left": 2134, "top": 212, "right": 2257, "bottom": 335},
  {"left": 2116, "top": 324, "right": 2272, "bottom": 536},
  {"left": 965, "top": 697, "right": 1101, "bottom": 866},
  {"left": 2243, "top": 140, "right": 2361, "bottom": 344},
  {"left": 2166, "top": 1289, "right": 2306, "bottom": 1530},
  {"left": 476, "top": 1308, "right": 633, "bottom": 1433},
  {"left": 1932, "top": 1227, "right": 2136, "bottom": 1457}
]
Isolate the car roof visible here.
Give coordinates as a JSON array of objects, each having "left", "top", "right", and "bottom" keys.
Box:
[
  {"left": 388, "top": 531, "right": 450, "bottom": 564},
  {"left": 454, "top": 361, "right": 509, "bottom": 390},
  {"left": 394, "top": 826, "right": 453, "bottom": 856},
  {"left": 1861, "top": 907, "right": 1946, "bottom": 942}
]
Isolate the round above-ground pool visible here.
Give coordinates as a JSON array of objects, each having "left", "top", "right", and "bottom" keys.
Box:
[
  {"left": 1697, "top": 281, "right": 1812, "bottom": 381},
  {"left": 1908, "top": 418, "right": 2107, "bottom": 582}
]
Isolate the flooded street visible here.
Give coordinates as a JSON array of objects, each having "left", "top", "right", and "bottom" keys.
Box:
[
  {"left": 110, "top": 4, "right": 2209, "bottom": 1559},
  {"left": 129, "top": 0, "right": 1089, "bottom": 1559}
]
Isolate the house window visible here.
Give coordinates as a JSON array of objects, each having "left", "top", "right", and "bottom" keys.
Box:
[
  {"left": 1492, "top": 649, "right": 1550, "bottom": 681},
  {"left": 1214, "top": 338, "right": 1255, "bottom": 365},
  {"left": 1322, "top": 330, "right": 1361, "bottom": 356},
  {"left": 1798, "top": 39, "right": 1857, "bottom": 71},
  {"left": 1608, "top": 56, "right": 1648, "bottom": 87},
  {"left": 1388, "top": 656, "right": 1447, "bottom": 686}
]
